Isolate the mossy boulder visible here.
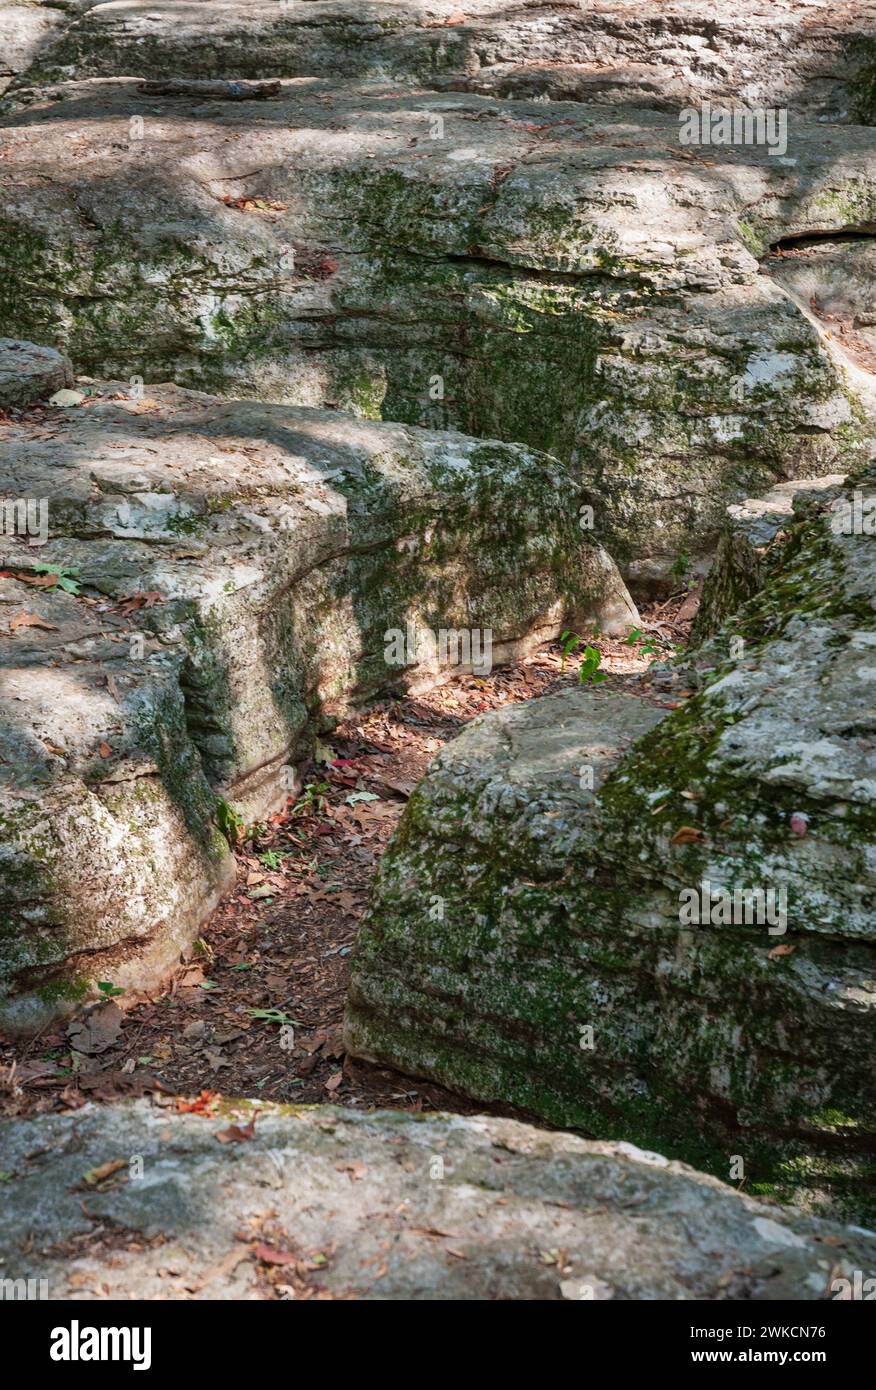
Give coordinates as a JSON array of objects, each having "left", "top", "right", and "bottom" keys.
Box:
[
  {"left": 691, "top": 474, "right": 846, "bottom": 642},
  {"left": 1, "top": 83, "right": 873, "bottom": 583},
  {"left": 346, "top": 464, "right": 876, "bottom": 1224},
  {"left": 0, "top": 368, "right": 633, "bottom": 1034}
]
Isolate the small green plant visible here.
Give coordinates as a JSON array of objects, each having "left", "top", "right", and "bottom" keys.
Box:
[
  {"left": 248, "top": 1008, "right": 297, "bottom": 1026},
  {"left": 670, "top": 548, "right": 692, "bottom": 584},
  {"left": 626, "top": 626, "right": 659, "bottom": 657},
  {"left": 96, "top": 980, "right": 125, "bottom": 999},
  {"left": 559, "top": 630, "right": 581, "bottom": 666},
  {"left": 216, "top": 797, "right": 245, "bottom": 845},
  {"left": 165, "top": 510, "right": 204, "bottom": 536},
  {"left": 559, "top": 631, "right": 608, "bottom": 685},
  {"left": 258, "top": 847, "right": 296, "bottom": 869},
  {"left": 577, "top": 646, "right": 607, "bottom": 684},
  {"left": 32, "top": 564, "right": 81, "bottom": 595},
  {"left": 291, "top": 780, "right": 331, "bottom": 818}
]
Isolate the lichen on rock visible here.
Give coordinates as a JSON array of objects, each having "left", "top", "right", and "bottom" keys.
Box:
[
  {"left": 346, "top": 463, "right": 876, "bottom": 1223},
  {"left": 0, "top": 358, "right": 632, "bottom": 1032},
  {"left": 1, "top": 81, "right": 874, "bottom": 583}
]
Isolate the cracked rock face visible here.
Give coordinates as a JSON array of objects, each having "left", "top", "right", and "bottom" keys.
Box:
[
  {"left": 346, "top": 464, "right": 876, "bottom": 1224},
  {"left": 1, "top": 82, "right": 874, "bottom": 582},
  {"left": 5, "top": 1, "right": 876, "bottom": 123},
  {"left": 0, "top": 360, "right": 633, "bottom": 1034},
  {"left": 1, "top": 1098, "right": 873, "bottom": 1300}
]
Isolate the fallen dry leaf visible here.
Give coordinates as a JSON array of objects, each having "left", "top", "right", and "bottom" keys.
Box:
[
  {"left": 81, "top": 1158, "right": 127, "bottom": 1189},
  {"left": 77, "top": 1071, "right": 165, "bottom": 1100},
  {"left": 117, "top": 590, "right": 163, "bottom": 615},
  {"left": 19, "top": 572, "right": 61, "bottom": 589},
  {"left": 253, "top": 1244, "right": 297, "bottom": 1266},
  {"left": 8, "top": 609, "right": 58, "bottom": 633},
  {"left": 66, "top": 1002, "right": 123, "bottom": 1055},
  {"left": 176, "top": 1089, "right": 220, "bottom": 1115},
  {"left": 215, "top": 1116, "right": 257, "bottom": 1144},
  {"left": 336, "top": 1161, "right": 366, "bottom": 1182},
  {"left": 184, "top": 1244, "right": 252, "bottom": 1293},
  {"left": 670, "top": 825, "right": 707, "bottom": 845}
]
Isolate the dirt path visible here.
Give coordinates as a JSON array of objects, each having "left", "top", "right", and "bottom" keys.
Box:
[{"left": 0, "top": 603, "right": 693, "bottom": 1123}]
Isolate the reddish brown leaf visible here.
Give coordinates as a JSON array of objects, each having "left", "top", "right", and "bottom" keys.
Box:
[
  {"left": 215, "top": 1116, "right": 257, "bottom": 1144},
  {"left": 8, "top": 609, "right": 58, "bottom": 633},
  {"left": 81, "top": 1158, "right": 127, "bottom": 1188},
  {"left": 254, "top": 1244, "right": 296, "bottom": 1265},
  {"left": 118, "top": 590, "right": 163, "bottom": 615},
  {"left": 670, "top": 825, "right": 706, "bottom": 845},
  {"left": 176, "top": 1089, "right": 220, "bottom": 1115},
  {"left": 768, "top": 943, "right": 796, "bottom": 960}
]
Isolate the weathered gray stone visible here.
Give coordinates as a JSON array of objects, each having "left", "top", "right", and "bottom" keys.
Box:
[
  {"left": 6, "top": 1, "right": 876, "bottom": 124},
  {"left": 0, "top": 338, "right": 73, "bottom": 407},
  {"left": 0, "top": 369, "right": 633, "bottom": 1034},
  {"left": 767, "top": 240, "right": 876, "bottom": 363},
  {"left": 0, "top": 3, "right": 82, "bottom": 97},
  {"left": 691, "top": 474, "right": 845, "bottom": 641},
  {"left": 1, "top": 82, "right": 873, "bottom": 581},
  {"left": 1, "top": 1098, "right": 873, "bottom": 1300},
  {"left": 346, "top": 463, "right": 876, "bottom": 1223}
]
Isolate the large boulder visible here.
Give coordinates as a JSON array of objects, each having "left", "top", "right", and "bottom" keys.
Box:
[
  {"left": 1, "top": 1098, "right": 873, "bottom": 1300},
  {"left": 0, "top": 363, "right": 633, "bottom": 1035},
  {"left": 346, "top": 462, "right": 876, "bottom": 1223},
  {"left": 0, "top": 82, "right": 873, "bottom": 582}
]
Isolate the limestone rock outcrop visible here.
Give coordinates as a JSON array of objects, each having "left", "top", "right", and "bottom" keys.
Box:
[
  {"left": 0, "top": 351, "right": 631, "bottom": 1033},
  {"left": 1, "top": 1098, "right": 873, "bottom": 1300},
  {"left": 5, "top": 3, "right": 876, "bottom": 124},
  {"left": 1, "top": 79, "right": 874, "bottom": 580},
  {"left": 346, "top": 463, "right": 876, "bottom": 1223}
]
